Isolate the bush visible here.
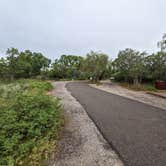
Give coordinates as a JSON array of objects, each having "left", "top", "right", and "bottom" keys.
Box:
[
  {"left": 113, "top": 72, "right": 125, "bottom": 82},
  {"left": 0, "top": 80, "right": 63, "bottom": 166}
]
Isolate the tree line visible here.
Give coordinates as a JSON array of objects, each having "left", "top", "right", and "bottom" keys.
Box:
[
  {"left": 0, "top": 34, "right": 166, "bottom": 84},
  {"left": 0, "top": 48, "right": 50, "bottom": 80},
  {"left": 113, "top": 34, "right": 166, "bottom": 85}
]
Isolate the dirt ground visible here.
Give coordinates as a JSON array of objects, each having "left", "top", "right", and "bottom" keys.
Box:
[
  {"left": 90, "top": 81, "right": 166, "bottom": 110},
  {"left": 48, "top": 81, "right": 123, "bottom": 166}
]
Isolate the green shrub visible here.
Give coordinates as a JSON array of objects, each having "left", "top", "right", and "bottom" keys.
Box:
[
  {"left": 118, "top": 82, "right": 157, "bottom": 91},
  {"left": 113, "top": 72, "right": 126, "bottom": 82},
  {"left": 142, "top": 83, "right": 157, "bottom": 91},
  {"left": 0, "top": 80, "right": 63, "bottom": 166}
]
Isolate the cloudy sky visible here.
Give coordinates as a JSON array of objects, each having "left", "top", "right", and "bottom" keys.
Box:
[{"left": 0, "top": 0, "right": 165, "bottom": 59}]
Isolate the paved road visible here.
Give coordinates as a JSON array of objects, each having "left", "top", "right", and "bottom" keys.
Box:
[{"left": 66, "top": 82, "right": 166, "bottom": 166}]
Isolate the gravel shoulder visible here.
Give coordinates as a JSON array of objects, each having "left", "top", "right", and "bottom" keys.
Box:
[
  {"left": 90, "top": 82, "right": 166, "bottom": 110},
  {"left": 67, "top": 82, "right": 166, "bottom": 166},
  {"left": 49, "top": 81, "right": 123, "bottom": 166}
]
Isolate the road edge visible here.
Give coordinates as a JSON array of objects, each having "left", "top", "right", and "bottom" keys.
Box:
[{"left": 50, "top": 81, "right": 124, "bottom": 166}]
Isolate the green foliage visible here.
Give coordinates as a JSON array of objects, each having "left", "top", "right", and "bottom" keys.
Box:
[
  {"left": 145, "top": 52, "right": 166, "bottom": 81},
  {"left": 112, "top": 34, "right": 166, "bottom": 85},
  {"left": 142, "top": 83, "right": 157, "bottom": 91},
  {"left": 0, "top": 48, "right": 51, "bottom": 80},
  {"left": 157, "top": 34, "right": 166, "bottom": 52},
  {"left": 0, "top": 80, "right": 63, "bottom": 166},
  {"left": 112, "top": 72, "right": 125, "bottom": 82},
  {"left": 113, "top": 49, "right": 166, "bottom": 84},
  {"left": 83, "top": 51, "right": 109, "bottom": 82},
  {"left": 113, "top": 48, "right": 146, "bottom": 85},
  {"left": 118, "top": 82, "right": 157, "bottom": 91},
  {"left": 0, "top": 58, "right": 8, "bottom": 79},
  {"left": 0, "top": 33, "right": 166, "bottom": 84},
  {"left": 50, "top": 55, "right": 84, "bottom": 80}
]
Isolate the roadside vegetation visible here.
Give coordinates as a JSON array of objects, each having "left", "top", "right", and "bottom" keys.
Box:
[
  {"left": 0, "top": 33, "right": 165, "bottom": 165},
  {"left": 111, "top": 35, "right": 166, "bottom": 90},
  {"left": 1, "top": 34, "right": 165, "bottom": 87},
  {"left": 115, "top": 82, "right": 157, "bottom": 91},
  {"left": 0, "top": 79, "right": 63, "bottom": 166}
]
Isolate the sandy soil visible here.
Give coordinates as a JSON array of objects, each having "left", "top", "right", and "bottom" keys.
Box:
[
  {"left": 48, "top": 81, "right": 123, "bottom": 166},
  {"left": 90, "top": 81, "right": 166, "bottom": 110}
]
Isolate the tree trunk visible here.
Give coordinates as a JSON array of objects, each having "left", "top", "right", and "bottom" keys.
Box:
[
  {"left": 10, "top": 74, "right": 14, "bottom": 81},
  {"left": 133, "top": 77, "right": 139, "bottom": 86},
  {"left": 99, "top": 71, "right": 105, "bottom": 80}
]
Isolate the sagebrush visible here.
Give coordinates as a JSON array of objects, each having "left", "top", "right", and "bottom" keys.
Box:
[{"left": 0, "top": 79, "right": 63, "bottom": 166}]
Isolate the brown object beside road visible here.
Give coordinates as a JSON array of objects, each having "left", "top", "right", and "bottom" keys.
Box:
[{"left": 155, "top": 80, "right": 166, "bottom": 90}]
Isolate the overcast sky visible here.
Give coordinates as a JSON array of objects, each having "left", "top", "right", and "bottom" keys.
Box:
[{"left": 0, "top": 0, "right": 165, "bottom": 59}]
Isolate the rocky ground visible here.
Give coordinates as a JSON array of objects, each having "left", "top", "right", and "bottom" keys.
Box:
[{"left": 48, "top": 81, "right": 123, "bottom": 166}]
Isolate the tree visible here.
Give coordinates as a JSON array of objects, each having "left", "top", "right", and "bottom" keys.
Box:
[
  {"left": 6, "top": 48, "right": 19, "bottom": 80},
  {"left": 114, "top": 48, "right": 146, "bottom": 85},
  {"left": 104, "top": 59, "right": 113, "bottom": 79},
  {"left": 157, "top": 34, "right": 166, "bottom": 52},
  {"left": 31, "top": 52, "right": 51, "bottom": 76},
  {"left": 145, "top": 52, "right": 166, "bottom": 81},
  {"left": 51, "top": 55, "right": 84, "bottom": 79},
  {"left": 0, "top": 58, "right": 8, "bottom": 79},
  {"left": 83, "top": 51, "right": 109, "bottom": 82},
  {"left": 4, "top": 48, "right": 51, "bottom": 80}
]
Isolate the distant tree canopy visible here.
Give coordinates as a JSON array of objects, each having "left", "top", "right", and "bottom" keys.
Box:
[
  {"left": 49, "top": 52, "right": 111, "bottom": 82},
  {"left": 113, "top": 49, "right": 166, "bottom": 84},
  {"left": 82, "top": 51, "right": 109, "bottom": 81},
  {"left": 145, "top": 52, "right": 166, "bottom": 81},
  {"left": 113, "top": 48, "right": 146, "bottom": 84},
  {"left": 0, "top": 48, "right": 51, "bottom": 80},
  {"left": 0, "top": 34, "right": 166, "bottom": 83},
  {"left": 50, "top": 55, "right": 84, "bottom": 79},
  {"left": 112, "top": 34, "right": 166, "bottom": 84},
  {"left": 157, "top": 34, "right": 166, "bottom": 52}
]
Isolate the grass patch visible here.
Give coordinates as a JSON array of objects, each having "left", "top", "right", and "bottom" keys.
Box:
[
  {"left": 0, "top": 79, "right": 63, "bottom": 166},
  {"left": 142, "top": 83, "right": 157, "bottom": 91},
  {"left": 118, "top": 82, "right": 157, "bottom": 91}
]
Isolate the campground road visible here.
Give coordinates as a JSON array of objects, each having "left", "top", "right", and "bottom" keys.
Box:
[{"left": 66, "top": 82, "right": 166, "bottom": 166}]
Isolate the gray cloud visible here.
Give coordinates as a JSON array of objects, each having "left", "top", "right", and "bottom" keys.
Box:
[{"left": 0, "top": 0, "right": 165, "bottom": 59}]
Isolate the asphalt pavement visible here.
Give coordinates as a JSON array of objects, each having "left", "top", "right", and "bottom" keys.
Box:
[{"left": 66, "top": 82, "right": 166, "bottom": 166}]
